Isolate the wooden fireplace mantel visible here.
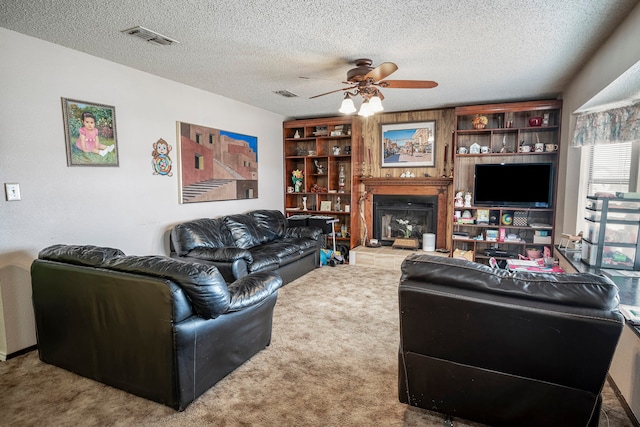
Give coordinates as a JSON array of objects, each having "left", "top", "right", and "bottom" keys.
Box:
[
  {"left": 361, "top": 177, "right": 452, "bottom": 190},
  {"left": 359, "top": 177, "right": 452, "bottom": 249}
]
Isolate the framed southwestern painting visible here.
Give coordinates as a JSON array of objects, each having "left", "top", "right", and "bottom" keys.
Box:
[
  {"left": 381, "top": 121, "right": 435, "bottom": 168},
  {"left": 177, "top": 121, "right": 258, "bottom": 203},
  {"left": 61, "top": 98, "right": 119, "bottom": 167}
]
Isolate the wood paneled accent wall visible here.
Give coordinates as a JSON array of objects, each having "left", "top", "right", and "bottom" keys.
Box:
[
  {"left": 356, "top": 108, "right": 455, "bottom": 248},
  {"left": 360, "top": 108, "right": 456, "bottom": 179}
]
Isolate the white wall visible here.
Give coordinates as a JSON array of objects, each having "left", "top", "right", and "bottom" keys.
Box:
[
  {"left": 0, "top": 28, "right": 286, "bottom": 359},
  {"left": 557, "top": 2, "right": 640, "bottom": 235}
]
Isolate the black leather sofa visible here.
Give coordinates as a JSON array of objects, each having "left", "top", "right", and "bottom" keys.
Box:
[
  {"left": 31, "top": 244, "right": 282, "bottom": 411},
  {"left": 398, "top": 254, "right": 624, "bottom": 427},
  {"left": 170, "top": 209, "right": 322, "bottom": 284}
]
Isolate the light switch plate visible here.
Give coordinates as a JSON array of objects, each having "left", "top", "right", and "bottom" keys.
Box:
[{"left": 5, "top": 183, "right": 21, "bottom": 201}]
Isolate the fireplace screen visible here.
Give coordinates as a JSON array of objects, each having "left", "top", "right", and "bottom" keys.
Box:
[{"left": 373, "top": 195, "right": 437, "bottom": 246}]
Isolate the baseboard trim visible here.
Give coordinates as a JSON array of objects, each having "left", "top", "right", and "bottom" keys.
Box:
[
  {"left": 3, "top": 345, "right": 37, "bottom": 361},
  {"left": 607, "top": 374, "right": 640, "bottom": 427}
]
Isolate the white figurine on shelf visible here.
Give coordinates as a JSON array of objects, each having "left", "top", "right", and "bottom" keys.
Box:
[
  {"left": 454, "top": 191, "right": 464, "bottom": 207},
  {"left": 302, "top": 196, "right": 308, "bottom": 211},
  {"left": 464, "top": 192, "right": 472, "bottom": 207}
]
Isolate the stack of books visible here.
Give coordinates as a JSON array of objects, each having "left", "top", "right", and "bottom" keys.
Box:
[{"left": 453, "top": 231, "right": 470, "bottom": 240}]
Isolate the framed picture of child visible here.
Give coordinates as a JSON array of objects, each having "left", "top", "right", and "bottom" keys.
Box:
[{"left": 61, "top": 98, "right": 119, "bottom": 166}]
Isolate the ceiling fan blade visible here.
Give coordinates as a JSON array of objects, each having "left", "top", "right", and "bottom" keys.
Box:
[
  {"left": 299, "top": 76, "right": 344, "bottom": 83},
  {"left": 364, "top": 62, "right": 398, "bottom": 82},
  {"left": 309, "top": 86, "right": 354, "bottom": 99},
  {"left": 378, "top": 80, "right": 439, "bottom": 89}
]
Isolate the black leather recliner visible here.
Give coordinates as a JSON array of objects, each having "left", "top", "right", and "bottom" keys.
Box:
[
  {"left": 31, "top": 244, "right": 282, "bottom": 411},
  {"left": 398, "top": 254, "right": 624, "bottom": 427}
]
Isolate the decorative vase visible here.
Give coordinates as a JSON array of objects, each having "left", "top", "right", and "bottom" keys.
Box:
[{"left": 473, "top": 123, "right": 486, "bottom": 129}]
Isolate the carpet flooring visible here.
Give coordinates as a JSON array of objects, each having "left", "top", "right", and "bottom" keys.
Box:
[{"left": 0, "top": 265, "right": 635, "bottom": 426}]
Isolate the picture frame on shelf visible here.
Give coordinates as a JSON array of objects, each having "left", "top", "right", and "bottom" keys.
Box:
[
  {"left": 61, "top": 97, "right": 119, "bottom": 167},
  {"left": 381, "top": 121, "right": 436, "bottom": 168},
  {"left": 319, "top": 201, "right": 332, "bottom": 212}
]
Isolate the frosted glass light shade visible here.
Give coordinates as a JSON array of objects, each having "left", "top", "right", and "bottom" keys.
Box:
[
  {"left": 369, "top": 95, "right": 384, "bottom": 112},
  {"left": 339, "top": 96, "right": 356, "bottom": 114},
  {"left": 358, "top": 100, "right": 373, "bottom": 117}
]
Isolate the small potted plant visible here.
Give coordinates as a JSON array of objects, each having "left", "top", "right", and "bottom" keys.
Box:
[{"left": 292, "top": 169, "right": 304, "bottom": 192}]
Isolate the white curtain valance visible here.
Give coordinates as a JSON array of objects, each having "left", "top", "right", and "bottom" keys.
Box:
[{"left": 572, "top": 100, "right": 640, "bottom": 147}]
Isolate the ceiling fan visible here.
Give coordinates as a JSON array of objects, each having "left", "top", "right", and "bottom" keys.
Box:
[{"left": 307, "top": 58, "right": 438, "bottom": 116}]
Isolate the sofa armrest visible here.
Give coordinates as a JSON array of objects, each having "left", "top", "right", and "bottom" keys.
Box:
[
  {"left": 102, "top": 255, "right": 231, "bottom": 319},
  {"left": 185, "top": 247, "right": 253, "bottom": 282},
  {"left": 172, "top": 253, "right": 248, "bottom": 283},
  {"left": 38, "top": 244, "right": 125, "bottom": 267},
  {"left": 227, "top": 271, "right": 283, "bottom": 311},
  {"left": 285, "top": 226, "right": 323, "bottom": 240}
]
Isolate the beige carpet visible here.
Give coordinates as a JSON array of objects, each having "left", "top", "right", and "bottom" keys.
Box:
[{"left": 0, "top": 265, "right": 635, "bottom": 426}]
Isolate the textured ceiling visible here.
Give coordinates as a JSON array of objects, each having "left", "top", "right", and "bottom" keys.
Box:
[{"left": 1, "top": 0, "right": 638, "bottom": 119}]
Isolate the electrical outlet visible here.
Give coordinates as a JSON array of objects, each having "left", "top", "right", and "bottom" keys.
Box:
[{"left": 5, "top": 183, "right": 21, "bottom": 201}]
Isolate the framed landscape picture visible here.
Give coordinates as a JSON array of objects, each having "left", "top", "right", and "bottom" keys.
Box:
[
  {"left": 381, "top": 121, "right": 435, "bottom": 168},
  {"left": 61, "top": 98, "right": 119, "bottom": 167}
]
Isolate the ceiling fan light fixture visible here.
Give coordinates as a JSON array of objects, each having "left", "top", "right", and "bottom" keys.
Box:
[
  {"left": 358, "top": 99, "right": 374, "bottom": 117},
  {"left": 369, "top": 94, "right": 384, "bottom": 112},
  {"left": 310, "top": 58, "right": 437, "bottom": 115},
  {"left": 338, "top": 93, "right": 357, "bottom": 114}
]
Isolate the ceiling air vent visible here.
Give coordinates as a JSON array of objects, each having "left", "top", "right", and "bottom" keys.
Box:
[
  {"left": 274, "top": 90, "right": 299, "bottom": 98},
  {"left": 121, "top": 26, "right": 179, "bottom": 46}
]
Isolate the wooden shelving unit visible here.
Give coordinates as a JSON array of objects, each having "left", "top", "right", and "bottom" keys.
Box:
[
  {"left": 283, "top": 116, "right": 362, "bottom": 249},
  {"left": 451, "top": 100, "right": 562, "bottom": 264}
]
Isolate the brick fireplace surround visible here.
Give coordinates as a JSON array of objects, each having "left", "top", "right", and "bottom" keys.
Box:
[{"left": 360, "top": 177, "right": 452, "bottom": 250}]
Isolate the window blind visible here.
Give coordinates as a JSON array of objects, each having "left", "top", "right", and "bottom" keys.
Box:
[{"left": 587, "top": 142, "right": 632, "bottom": 195}]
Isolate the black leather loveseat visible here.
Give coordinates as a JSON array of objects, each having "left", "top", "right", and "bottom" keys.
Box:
[
  {"left": 398, "top": 254, "right": 624, "bottom": 427},
  {"left": 31, "top": 244, "right": 282, "bottom": 411},
  {"left": 170, "top": 209, "right": 322, "bottom": 285}
]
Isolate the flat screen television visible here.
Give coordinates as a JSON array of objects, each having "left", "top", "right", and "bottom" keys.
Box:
[{"left": 473, "top": 163, "right": 554, "bottom": 208}]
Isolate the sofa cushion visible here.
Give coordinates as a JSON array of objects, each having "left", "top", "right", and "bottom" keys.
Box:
[
  {"left": 401, "top": 254, "right": 620, "bottom": 310},
  {"left": 186, "top": 247, "right": 253, "bottom": 263},
  {"left": 251, "top": 242, "right": 301, "bottom": 262},
  {"left": 38, "top": 244, "right": 125, "bottom": 267},
  {"left": 247, "top": 252, "right": 280, "bottom": 273},
  {"left": 103, "top": 255, "right": 231, "bottom": 319},
  {"left": 278, "top": 237, "right": 319, "bottom": 255},
  {"left": 224, "top": 214, "right": 262, "bottom": 249},
  {"left": 170, "top": 218, "right": 234, "bottom": 255},
  {"left": 249, "top": 210, "right": 287, "bottom": 243}
]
